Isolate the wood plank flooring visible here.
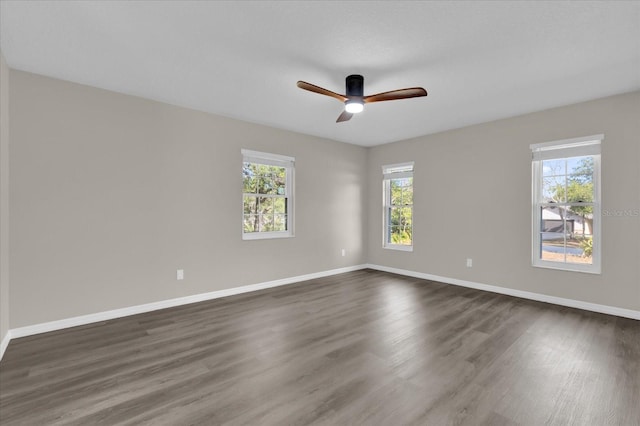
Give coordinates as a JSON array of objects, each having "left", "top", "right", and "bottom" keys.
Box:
[{"left": 1, "top": 269, "right": 639, "bottom": 425}]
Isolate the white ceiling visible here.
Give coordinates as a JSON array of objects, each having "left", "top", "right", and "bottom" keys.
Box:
[{"left": 1, "top": 1, "right": 639, "bottom": 147}]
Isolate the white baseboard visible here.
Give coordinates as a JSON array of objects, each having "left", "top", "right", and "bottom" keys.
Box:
[
  {"left": 366, "top": 264, "right": 640, "bottom": 320},
  {"left": 7, "top": 264, "right": 368, "bottom": 342},
  {"left": 0, "top": 329, "right": 11, "bottom": 361},
  {"left": 3, "top": 262, "right": 637, "bottom": 363}
]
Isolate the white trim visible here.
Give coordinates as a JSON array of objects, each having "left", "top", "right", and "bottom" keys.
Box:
[
  {"left": 531, "top": 147, "right": 601, "bottom": 274},
  {"left": 242, "top": 230, "right": 293, "bottom": 240},
  {"left": 382, "top": 162, "right": 414, "bottom": 180},
  {"left": 382, "top": 162, "right": 414, "bottom": 249},
  {"left": 241, "top": 149, "right": 295, "bottom": 167},
  {"left": 533, "top": 259, "right": 600, "bottom": 274},
  {"left": 530, "top": 134, "right": 602, "bottom": 161},
  {"left": 242, "top": 149, "right": 295, "bottom": 239},
  {"left": 383, "top": 244, "right": 413, "bottom": 252},
  {"left": 382, "top": 161, "right": 414, "bottom": 173},
  {"left": 365, "top": 264, "right": 640, "bottom": 321},
  {"left": 383, "top": 171, "right": 413, "bottom": 180},
  {"left": 530, "top": 134, "right": 603, "bottom": 151},
  {"left": 0, "top": 330, "right": 11, "bottom": 361},
  {"left": 3, "top": 263, "right": 637, "bottom": 364},
  {"left": 6, "top": 265, "right": 368, "bottom": 343}
]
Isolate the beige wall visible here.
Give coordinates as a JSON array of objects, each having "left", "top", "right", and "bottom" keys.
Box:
[
  {"left": 9, "top": 71, "right": 368, "bottom": 328},
  {"left": 368, "top": 91, "right": 640, "bottom": 311},
  {"left": 5, "top": 69, "right": 639, "bottom": 331},
  {"left": 0, "top": 52, "right": 9, "bottom": 342}
]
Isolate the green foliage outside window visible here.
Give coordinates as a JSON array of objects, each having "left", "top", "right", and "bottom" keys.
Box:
[
  {"left": 388, "top": 178, "right": 413, "bottom": 245},
  {"left": 243, "top": 163, "right": 287, "bottom": 233},
  {"left": 580, "top": 236, "right": 593, "bottom": 257},
  {"left": 551, "top": 157, "right": 594, "bottom": 239}
]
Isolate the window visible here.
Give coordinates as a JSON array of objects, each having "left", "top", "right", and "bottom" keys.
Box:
[
  {"left": 242, "top": 149, "right": 294, "bottom": 240},
  {"left": 383, "top": 162, "right": 414, "bottom": 251},
  {"left": 531, "top": 135, "right": 601, "bottom": 273}
]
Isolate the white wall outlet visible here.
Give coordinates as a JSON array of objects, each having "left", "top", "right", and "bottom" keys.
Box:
[
  {"left": 466, "top": 258, "right": 473, "bottom": 268},
  {"left": 341, "top": 248, "right": 346, "bottom": 257},
  {"left": 177, "top": 269, "right": 184, "bottom": 280}
]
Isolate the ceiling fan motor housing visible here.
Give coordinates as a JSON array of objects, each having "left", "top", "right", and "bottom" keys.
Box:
[{"left": 346, "top": 74, "right": 364, "bottom": 97}]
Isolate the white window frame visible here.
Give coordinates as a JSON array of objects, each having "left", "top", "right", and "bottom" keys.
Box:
[
  {"left": 382, "top": 162, "right": 414, "bottom": 252},
  {"left": 242, "top": 149, "right": 295, "bottom": 240},
  {"left": 530, "top": 135, "right": 602, "bottom": 274}
]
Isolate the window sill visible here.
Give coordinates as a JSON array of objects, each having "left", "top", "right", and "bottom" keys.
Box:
[
  {"left": 243, "top": 231, "right": 294, "bottom": 241},
  {"left": 533, "top": 260, "right": 600, "bottom": 274},
  {"left": 383, "top": 244, "right": 413, "bottom": 252}
]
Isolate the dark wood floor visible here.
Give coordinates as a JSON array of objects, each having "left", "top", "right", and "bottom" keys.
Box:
[{"left": 1, "top": 269, "right": 639, "bottom": 425}]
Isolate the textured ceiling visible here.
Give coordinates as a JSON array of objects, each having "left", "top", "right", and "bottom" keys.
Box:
[{"left": 1, "top": 1, "right": 639, "bottom": 146}]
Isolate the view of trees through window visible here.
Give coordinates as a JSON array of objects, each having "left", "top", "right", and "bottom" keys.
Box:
[
  {"left": 387, "top": 177, "right": 413, "bottom": 245},
  {"left": 540, "top": 156, "right": 594, "bottom": 264},
  {"left": 243, "top": 163, "right": 288, "bottom": 233}
]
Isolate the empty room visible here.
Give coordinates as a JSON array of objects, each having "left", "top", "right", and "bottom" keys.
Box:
[{"left": 0, "top": 1, "right": 639, "bottom": 425}]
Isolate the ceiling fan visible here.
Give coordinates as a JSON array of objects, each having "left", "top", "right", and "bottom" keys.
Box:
[{"left": 297, "top": 74, "right": 427, "bottom": 123}]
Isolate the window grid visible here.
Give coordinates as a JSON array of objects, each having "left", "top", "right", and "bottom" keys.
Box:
[
  {"left": 242, "top": 150, "right": 294, "bottom": 240},
  {"left": 531, "top": 137, "right": 601, "bottom": 274},
  {"left": 383, "top": 163, "right": 414, "bottom": 251}
]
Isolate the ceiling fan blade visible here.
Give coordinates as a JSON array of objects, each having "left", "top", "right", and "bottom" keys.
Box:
[
  {"left": 336, "top": 110, "right": 353, "bottom": 123},
  {"left": 364, "top": 87, "right": 427, "bottom": 103},
  {"left": 297, "top": 81, "right": 347, "bottom": 102}
]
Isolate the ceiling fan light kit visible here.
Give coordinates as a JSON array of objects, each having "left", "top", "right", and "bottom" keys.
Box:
[
  {"left": 345, "top": 99, "right": 364, "bottom": 114},
  {"left": 297, "top": 74, "right": 427, "bottom": 123}
]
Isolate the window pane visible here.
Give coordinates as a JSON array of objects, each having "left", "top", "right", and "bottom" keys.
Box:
[
  {"left": 567, "top": 217, "right": 593, "bottom": 264},
  {"left": 541, "top": 220, "right": 564, "bottom": 233},
  {"left": 389, "top": 206, "right": 412, "bottom": 245},
  {"left": 389, "top": 207, "right": 401, "bottom": 227},
  {"left": 273, "top": 197, "right": 286, "bottom": 214},
  {"left": 274, "top": 214, "right": 287, "bottom": 231},
  {"left": 533, "top": 142, "right": 599, "bottom": 272},
  {"left": 567, "top": 157, "right": 594, "bottom": 203},
  {"left": 245, "top": 165, "right": 285, "bottom": 195},
  {"left": 390, "top": 180, "right": 402, "bottom": 205},
  {"left": 274, "top": 172, "right": 286, "bottom": 195},
  {"left": 389, "top": 226, "right": 412, "bottom": 245},
  {"left": 242, "top": 164, "right": 257, "bottom": 193},
  {"left": 567, "top": 156, "right": 593, "bottom": 182},
  {"left": 257, "top": 197, "right": 273, "bottom": 215},
  {"left": 242, "top": 154, "right": 293, "bottom": 239},
  {"left": 243, "top": 214, "right": 257, "bottom": 233},
  {"left": 568, "top": 211, "right": 593, "bottom": 240},
  {"left": 566, "top": 234, "right": 593, "bottom": 265},
  {"left": 390, "top": 178, "right": 413, "bottom": 205},
  {"left": 541, "top": 238, "right": 565, "bottom": 263},
  {"left": 539, "top": 206, "right": 593, "bottom": 265},
  {"left": 391, "top": 191, "right": 400, "bottom": 206},
  {"left": 398, "top": 207, "right": 412, "bottom": 225},
  {"left": 266, "top": 173, "right": 280, "bottom": 195},
  {"left": 541, "top": 206, "right": 568, "bottom": 233},
  {"left": 542, "top": 159, "right": 565, "bottom": 177},
  {"left": 542, "top": 234, "right": 593, "bottom": 265},
  {"left": 560, "top": 181, "right": 594, "bottom": 204},
  {"left": 540, "top": 204, "right": 567, "bottom": 262},
  {"left": 384, "top": 171, "right": 413, "bottom": 248},
  {"left": 261, "top": 214, "right": 274, "bottom": 232},
  {"left": 402, "top": 187, "right": 413, "bottom": 205},
  {"left": 257, "top": 176, "right": 274, "bottom": 194},
  {"left": 391, "top": 177, "right": 412, "bottom": 188},
  {"left": 243, "top": 196, "right": 256, "bottom": 214},
  {"left": 542, "top": 176, "right": 566, "bottom": 202}
]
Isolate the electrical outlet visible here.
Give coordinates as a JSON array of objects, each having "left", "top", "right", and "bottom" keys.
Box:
[
  {"left": 177, "top": 269, "right": 184, "bottom": 280},
  {"left": 341, "top": 249, "right": 346, "bottom": 257},
  {"left": 466, "top": 258, "right": 473, "bottom": 268}
]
